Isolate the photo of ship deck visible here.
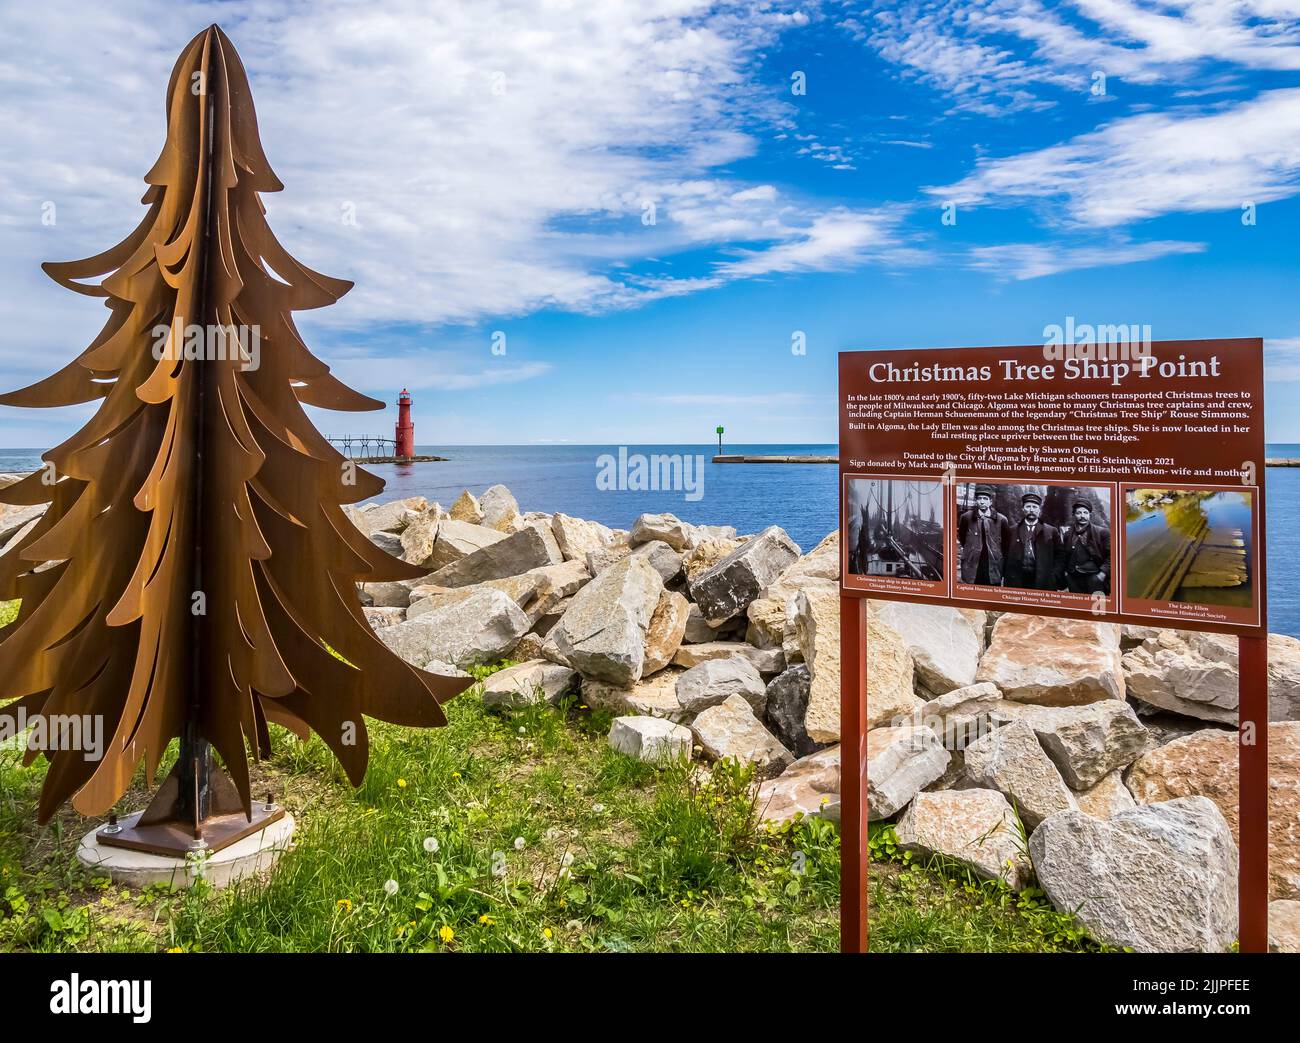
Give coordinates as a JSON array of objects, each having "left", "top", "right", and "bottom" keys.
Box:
[
  {"left": 846, "top": 477, "right": 944, "bottom": 581},
  {"left": 1124, "top": 487, "right": 1254, "bottom": 609}
]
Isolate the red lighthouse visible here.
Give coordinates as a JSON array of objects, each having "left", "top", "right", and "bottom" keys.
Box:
[{"left": 395, "top": 389, "right": 415, "bottom": 458}]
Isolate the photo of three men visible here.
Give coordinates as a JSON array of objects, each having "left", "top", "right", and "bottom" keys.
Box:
[{"left": 956, "top": 482, "right": 1112, "bottom": 595}]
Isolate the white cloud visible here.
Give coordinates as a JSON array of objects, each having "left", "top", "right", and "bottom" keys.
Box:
[
  {"left": 713, "top": 208, "right": 905, "bottom": 278},
  {"left": 930, "top": 88, "right": 1300, "bottom": 225},
  {"left": 596, "top": 206, "right": 920, "bottom": 301},
  {"left": 323, "top": 354, "right": 553, "bottom": 393},
  {"left": 840, "top": 2, "right": 1300, "bottom": 274},
  {"left": 850, "top": 0, "right": 1300, "bottom": 113},
  {"left": 1265, "top": 338, "right": 1300, "bottom": 381},
  {"left": 968, "top": 237, "right": 1206, "bottom": 279},
  {"left": 0, "top": 0, "right": 899, "bottom": 387}
]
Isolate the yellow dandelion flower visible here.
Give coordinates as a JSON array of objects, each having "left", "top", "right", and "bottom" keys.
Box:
[
  {"left": 166, "top": 946, "right": 183, "bottom": 953},
  {"left": 543, "top": 927, "right": 554, "bottom": 940},
  {"left": 439, "top": 924, "right": 455, "bottom": 943},
  {"left": 479, "top": 914, "right": 496, "bottom": 925},
  {"left": 336, "top": 899, "right": 352, "bottom": 913},
  {"left": 397, "top": 778, "right": 407, "bottom": 789}
]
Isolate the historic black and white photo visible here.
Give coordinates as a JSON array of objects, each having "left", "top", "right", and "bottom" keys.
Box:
[
  {"left": 956, "top": 482, "right": 1112, "bottom": 595},
  {"left": 845, "top": 477, "right": 944, "bottom": 582}
]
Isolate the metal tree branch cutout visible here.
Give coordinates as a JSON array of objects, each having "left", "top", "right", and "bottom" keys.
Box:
[{"left": 0, "top": 26, "right": 472, "bottom": 852}]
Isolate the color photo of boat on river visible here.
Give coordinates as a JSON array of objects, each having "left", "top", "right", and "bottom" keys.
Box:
[{"left": 1124, "top": 488, "right": 1254, "bottom": 609}]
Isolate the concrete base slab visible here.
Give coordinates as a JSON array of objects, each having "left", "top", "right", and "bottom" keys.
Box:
[{"left": 76, "top": 813, "right": 295, "bottom": 889}]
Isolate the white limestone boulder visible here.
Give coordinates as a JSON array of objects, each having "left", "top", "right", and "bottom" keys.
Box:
[
  {"left": 961, "top": 720, "right": 1077, "bottom": 829},
  {"left": 428, "top": 525, "right": 558, "bottom": 588},
  {"left": 425, "top": 519, "right": 507, "bottom": 571},
  {"left": 671, "top": 640, "right": 784, "bottom": 675},
  {"left": 377, "top": 588, "right": 529, "bottom": 669},
  {"left": 866, "top": 725, "right": 950, "bottom": 821},
  {"left": 991, "top": 699, "right": 1153, "bottom": 790},
  {"left": 551, "top": 556, "right": 663, "bottom": 685},
  {"left": 976, "top": 614, "right": 1124, "bottom": 706},
  {"left": 608, "top": 716, "right": 692, "bottom": 764},
  {"left": 675, "top": 657, "right": 767, "bottom": 715},
  {"left": 551, "top": 512, "right": 615, "bottom": 562},
  {"left": 871, "top": 601, "right": 984, "bottom": 695},
  {"left": 479, "top": 484, "right": 520, "bottom": 532},
  {"left": 582, "top": 668, "right": 688, "bottom": 722},
  {"left": 689, "top": 526, "right": 800, "bottom": 626},
  {"left": 1029, "top": 797, "right": 1238, "bottom": 953},
  {"left": 895, "top": 789, "right": 1032, "bottom": 890},
  {"left": 481, "top": 660, "right": 578, "bottom": 709},
  {"left": 690, "top": 694, "right": 794, "bottom": 776},
  {"left": 643, "top": 590, "right": 690, "bottom": 676},
  {"left": 757, "top": 746, "right": 841, "bottom": 825},
  {"left": 448, "top": 489, "right": 484, "bottom": 524}
]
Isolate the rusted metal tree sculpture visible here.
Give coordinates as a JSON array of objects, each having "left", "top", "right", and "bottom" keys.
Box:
[{"left": 0, "top": 26, "right": 471, "bottom": 853}]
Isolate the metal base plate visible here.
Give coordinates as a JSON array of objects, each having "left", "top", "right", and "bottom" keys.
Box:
[
  {"left": 94, "top": 753, "right": 285, "bottom": 857},
  {"left": 96, "top": 803, "right": 285, "bottom": 857}
]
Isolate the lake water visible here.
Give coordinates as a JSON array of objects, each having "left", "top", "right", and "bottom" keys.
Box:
[
  {"left": 365, "top": 443, "right": 842, "bottom": 551},
  {"left": 3, "top": 442, "right": 1297, "bottom": 638}
]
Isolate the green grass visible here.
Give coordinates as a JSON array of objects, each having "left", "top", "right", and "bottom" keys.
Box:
[
  {"left": 0, "top": 676, "right": 839, "bottom": 952},
  {"left": 0, "top": 656, "right": 1103, "bottom": 953},
  {"left": 866, "top": 822, "right": 1111, "bottom": 952}
]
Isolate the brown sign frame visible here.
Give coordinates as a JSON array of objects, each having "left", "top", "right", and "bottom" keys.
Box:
[{"left": 838, "top": 339, "right": 1269, "bottom": 954}]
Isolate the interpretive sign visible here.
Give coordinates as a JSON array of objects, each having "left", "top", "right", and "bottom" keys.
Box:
[
  {"left": 840, "top": 338, "right": 1265, "bottom": 631},
  {"left": 837, "top": 338, "right": 1269, "bottom": 954}
]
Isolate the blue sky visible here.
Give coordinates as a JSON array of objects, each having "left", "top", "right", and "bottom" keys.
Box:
[{"left": 1, "top": 0, "right": 1297, "bottom": 448}]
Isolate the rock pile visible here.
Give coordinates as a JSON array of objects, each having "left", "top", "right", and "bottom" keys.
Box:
[
  {"left": 345, "top": 487, "right": 1300, "bottom": 953},
  {"left": 861, "top": 608, "right": 1300, "bottom": 953},
  {"left": 359, "top": 493, "right": 825, "bottom": 785},
  {"left": 5, "top": 468, "right": 1294, "bottom": 952}
]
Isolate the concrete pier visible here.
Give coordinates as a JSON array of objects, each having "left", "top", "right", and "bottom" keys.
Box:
[
  {"left": 712, "top": 454, "right": 838, "bottom": 464},
  {"left": 348, "top": 454, "right": 446, "bottom": 464}
]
